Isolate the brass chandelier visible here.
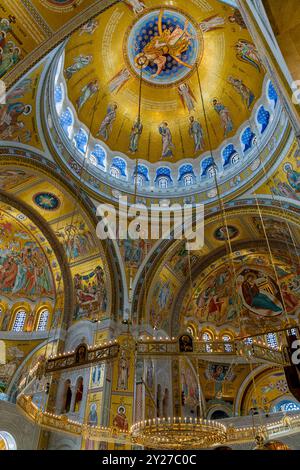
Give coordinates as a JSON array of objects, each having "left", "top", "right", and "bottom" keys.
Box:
[{"left": 131, "top": 417, "right": 227, "bottom": 450}]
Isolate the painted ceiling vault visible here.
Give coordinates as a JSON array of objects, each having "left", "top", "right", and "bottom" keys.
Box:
[
  {"left": 1, "top": 0, "right": 300, "bottom": 446},
  {"left": 0, "top": 204, "right": 58, "bottom": 306}
]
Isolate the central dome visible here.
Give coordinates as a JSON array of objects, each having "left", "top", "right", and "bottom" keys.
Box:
[
  {"left": 125, "top": 8, "right": 202, "bottom": 86},
  {"left": 48, "top": 0, "right": 286, "bottom": 203},
  {"left": 60, "top": 0, "right": 266, "bottom": 164}
]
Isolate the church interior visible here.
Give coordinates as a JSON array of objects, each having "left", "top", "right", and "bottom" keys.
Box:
[{"left": 1, "top": 0, "right": 300, "bottom": 451}]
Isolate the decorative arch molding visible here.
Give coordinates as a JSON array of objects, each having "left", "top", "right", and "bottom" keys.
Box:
[
  {"left": 171, "top": 238, "right": 299, "bottom": 337},
  {"left": 64, "top": 320, "right": 96, "bottom": 351},
  {"left": 206, "top": 403, "right": 233, "bottom": 420},
  {"left": 0, "top": 190, "right": 73, "bottom": 329},
  {"left": 0, "top": 401, "right": 40, "bottom": 449},
  {"left": 131, "top": 239, "right": 171, "bottom": 327},
  {"left": 234, "top": 364, "right": 280, "bottom": 415},
  {"left": 0, "top": 152, "right": 124, "bottom": 321},
  {"left": 131, "top": 197, "right": 300, "bottom": 328},
  {"left": 6, "top": 336, "right": 60, "bottom": 399}
]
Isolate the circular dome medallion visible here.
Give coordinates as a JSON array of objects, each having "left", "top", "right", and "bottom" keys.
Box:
[
  {"left": 33, "top": 192, "right": 60, "bottom": 211},
  {"left": 125, "top": 8, "right": 202, "bottom": 86}
]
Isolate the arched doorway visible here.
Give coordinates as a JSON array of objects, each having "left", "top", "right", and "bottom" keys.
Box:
[
  {"left": 62, "top": 379, "right": 72, "bottom": 414},
  {"left": 73, "top": 377, "right": 83, "bottom": 412},
  {"left": 210, "top": 410, "right": 229, "bottom": 420}
]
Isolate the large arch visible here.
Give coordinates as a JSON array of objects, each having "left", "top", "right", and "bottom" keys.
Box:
[
  {"left": 0, "top": 153, "right": 124, "bottom": 322},
  {"left": 0, "top": 191, "right": 73, "bottom": 327},
  {"left": 132, "top": 198, "right": 300, "bottom": 334}
]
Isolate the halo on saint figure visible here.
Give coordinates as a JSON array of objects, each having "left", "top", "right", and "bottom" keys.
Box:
[
  {"left": 23, "top": 105, "right": 32, "bottom": 116},
  {"left": 118, "top": 405, "right": 126, "bottom": 414},
  {"left": 214, "top": 225, "right": 239, "bottom": 241},
  {"left": 283, "top": 163, "right": 293, "bottom": 173},
  {"left": 238, "top": 269, "right": 283, "bottom": 317},
  {"left": 90, "top": 403, "right": 97, "bottom": 412},
  {"left": 134, "top": 53, "right": 149, "bottom": 69}
]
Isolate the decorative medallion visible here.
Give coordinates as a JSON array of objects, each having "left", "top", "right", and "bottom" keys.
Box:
[
  {"left": 125, "top": 8, "right": 202, "bottom": 86},
  {"left": 214, "top": 225, "right": 239, "bottom": 241},
  {"left": 33, "top": 192, "right": 60, "bottom": 211}
]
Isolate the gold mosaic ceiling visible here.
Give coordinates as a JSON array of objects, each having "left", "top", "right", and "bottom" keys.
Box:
[{"left": 63, "top": 0, "right": 266, "bottom": 164}]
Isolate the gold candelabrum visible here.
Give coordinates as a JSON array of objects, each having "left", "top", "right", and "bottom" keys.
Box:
[{"left": 131, "top": 417, "right": 227, "bottom": 449}]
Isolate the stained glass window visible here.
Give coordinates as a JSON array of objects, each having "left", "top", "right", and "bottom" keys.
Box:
[
  {"left": 155, "top": 167, "right": 173, "bottom": 184},
  {"left": 207, "top": 165, "right": 217, "bottom": 178},
  {"left": 222, "top": 335, "right": 233, "bottom": 352},
  {"left": 90, "top": 145, "right": 106, "bottom": 168},
  {"left": 266, "top": 332, "right": 278, "bottom": 349},
  {"left": 59, "top": 107, "right": 73, "bottom": 138},
  {"left": 110, "top": 167, "right": 120, "bottom": 179},
  {"left": 12, "top": 310, "right": 26, "bottom": 332},
  {"left": 54, "top": 84, "right": 63, "bottom": 104},
  {"left": 134, "top": 174, "right": 144, "bottom": 187},
  {"left": 74, "top": 128, "right": 88, "bottom": 154},
  {"left": 134, "top": 164, "right": 150, "bottom": 182},
  {"left": 201, "top": 157, "right": 215, "bottom": 176},
  {"left": 257, "top": 106, "right": 270, "bottom": 134},
  {"left": 274, "top": 400, "right": 300, "bottom": 412},
  {"left": 222, "top": 144, "right": 238, "bottom": 167},
  {"left": 158, "top": 177, "right": 169, "bottom": 189},
  {"left": 231, "top": 153, "right": 240, "bottom": 165},
  {"left": 37, "top": 309, "right": 49, "bottom": 331},
  {"left": 268, "top": 81, "right": 278, "bottom": 108},
  {"left": 111, "top": 157, "right": 127, "bottom": 177},
  {"left": 244, "top": 337, "right": 253, "bottom": 345},
  {"left": 241, "top": 127, "right": 256, "bottom": 152},
  {"left": 183, "top": 174, "right": 194, "bottom": 186},
  {"left": 202, "top": 332, "right": 212, "bottom": 352},
  {"left": 0, "top": 431, "right": 17, "bottom": 450},
  {"left": 283, "top": 402, "right": 300, "bottom": 411},
  {"left": 178, "top": 164, "right": 195, "bottom": 183}
]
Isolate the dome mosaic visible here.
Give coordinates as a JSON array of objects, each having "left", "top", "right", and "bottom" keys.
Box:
[{"left": 46, "top": 0, "right": 287, "bottom": 202}]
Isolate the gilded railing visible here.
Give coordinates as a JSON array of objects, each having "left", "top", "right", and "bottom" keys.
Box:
[
  {"left": 45, "top": 342, "right": 119, "bottom": 374},
  {"left": 136, "top": 339, "right": 289, "bottom": 365},
  {"left": 17, "top": 395, "right": 130, "bottom": 441},
  {"left": 17, "top": 395, "right": 300, "bottom": 447},
  {"left": 226, "top": 415, "right": 300, "bottom": 443}
]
